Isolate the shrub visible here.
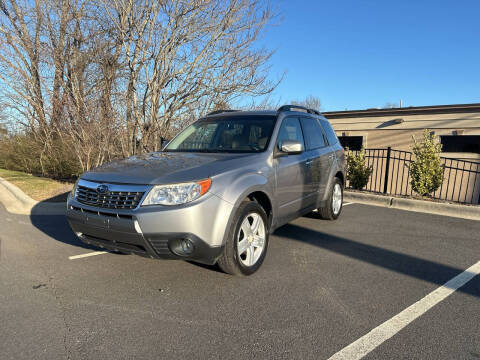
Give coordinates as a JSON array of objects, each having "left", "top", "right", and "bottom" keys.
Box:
[
  {"left": 409, "top": 130, "right": 444, "bottom": 196},
  {"left": 0, "top": 134, "right": 82, "bottom": 180},
  {"left": 346, "top": 147, "right": 373, "bottom": 190}
]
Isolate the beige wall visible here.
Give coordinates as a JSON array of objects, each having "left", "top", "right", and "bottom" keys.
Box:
[{"left": 327, "top": 111, "right": 480, "bottom": 161}]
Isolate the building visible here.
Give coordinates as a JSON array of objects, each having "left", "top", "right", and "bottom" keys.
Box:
[
  {"left": 324, "top": 103, "right": 480, "bottom": 204},
  {"left": 324, "top": 103, "right": 480, "bottom": 161}
]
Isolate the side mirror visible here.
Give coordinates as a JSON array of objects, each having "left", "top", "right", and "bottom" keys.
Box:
[{"left": 280, "top": 140, "right": 303, "bottom": 154}]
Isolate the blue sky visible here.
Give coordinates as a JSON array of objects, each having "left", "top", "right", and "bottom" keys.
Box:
[{"left": 258, "top": 0, "right": 480, "bottom": 111}]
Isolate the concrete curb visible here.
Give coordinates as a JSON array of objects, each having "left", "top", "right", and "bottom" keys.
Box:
[
  {"left": 344, "top": 191, "right": 480, "bottom": 221},
  {"left": 0, "top": 177, "right": 66, "bottom": 215}
]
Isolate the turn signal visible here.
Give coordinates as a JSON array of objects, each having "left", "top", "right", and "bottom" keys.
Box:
[{"left": 197, "top": 178, "right": 212, "bottom": 195}]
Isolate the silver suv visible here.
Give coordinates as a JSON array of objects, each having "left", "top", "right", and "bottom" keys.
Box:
[{"left": 67, "top": 105, "right": 345, "bottom": 275}]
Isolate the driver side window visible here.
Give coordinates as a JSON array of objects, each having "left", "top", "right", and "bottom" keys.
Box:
[{"left": 276, "top": 117, "right": 305, "bottom": 150}]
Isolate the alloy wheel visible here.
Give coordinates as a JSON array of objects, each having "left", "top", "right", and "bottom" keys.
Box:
[
  {"left": 332, "top": 183, "right": 343, "bottom": 215},
  {"left": 237, "top": 212, "right": 266, "bottom": 266}
]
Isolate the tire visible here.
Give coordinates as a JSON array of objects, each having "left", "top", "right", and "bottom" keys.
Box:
[
  {"left": 318, "top": 177, "right": 343, "bottom": 220},
  {"left": 217, "top": 200, "right": 269, "bottom": 276}
]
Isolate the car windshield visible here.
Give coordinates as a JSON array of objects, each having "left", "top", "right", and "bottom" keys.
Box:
[{"left": 164, "top": 115, "right": 276, "bottom": 153}]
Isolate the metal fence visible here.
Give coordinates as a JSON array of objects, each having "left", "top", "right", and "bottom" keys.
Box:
[{"left": 346, "top": 147, "right": 480, "bottom": 204}]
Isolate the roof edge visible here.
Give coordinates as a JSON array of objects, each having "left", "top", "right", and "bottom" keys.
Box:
[{"left": 324, "top": 103, "right": 480, "bottom": 119}]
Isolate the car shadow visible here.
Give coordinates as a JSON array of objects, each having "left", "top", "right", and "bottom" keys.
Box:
[
  {"left": 186, "top": 261, "right": 223, "bottom": 273},
  {"left": 30, "top": 193, "right": 99, "bottom": 251},
  {"left": 274, "top": 223, "right": 480, "bottom": 298},
  {"left": 42, "top": 191, "right": 71, "bottom": 203}
]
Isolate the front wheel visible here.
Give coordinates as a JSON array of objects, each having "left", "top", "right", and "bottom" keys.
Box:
[
  {"left": 318, "top": 177, "right": 343, "bottom": 220},
  {"left": 217, "top": 200, "right": 269, "bottom": 276}
]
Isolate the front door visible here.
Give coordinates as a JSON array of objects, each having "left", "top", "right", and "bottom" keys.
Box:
[{"left": 274, "top": 117, "right": 310, "bottom": 220}]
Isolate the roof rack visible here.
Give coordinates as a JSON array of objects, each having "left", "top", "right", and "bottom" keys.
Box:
[
  {"left": 277, "top": 105, "right": 320, "bottom": 116},
  {"left": 207, "top": 109, "right": 239, "bottom": 116}
]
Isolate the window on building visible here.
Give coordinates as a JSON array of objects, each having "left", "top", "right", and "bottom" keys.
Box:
[
  {"left": 440, "top": 135, "right": 480, "bottom": 154},
  {"left": 338, "top": 136, "right": 363, "bottom": 151}
]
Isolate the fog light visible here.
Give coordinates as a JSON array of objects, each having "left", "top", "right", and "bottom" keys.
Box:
[
  {"left": 169, "top": 238, "right": 196, "bottom": 257},
  {"left": 181, "top": 239, "right": 194, "bottom": 255}
]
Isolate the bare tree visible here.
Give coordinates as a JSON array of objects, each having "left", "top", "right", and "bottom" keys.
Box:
[
  {"left": 383, "top": 102, "right": 399, "bottom": 109},
  {"left": 0, "top": 104, "right": 7, "bottom": 137},
  {"left": 292, "top": 95, "right": 321, "bottom": 111},
  {"left": 103, "top": 0, "right": 281, "bottom": 153},
  {"left": 212, "top": 100, "right": 232, "bottom": 111},
  {"left": 0, "top": 0, "right": 46, "bottom": 131},
  {"left": 0, "top": 0, "right": 281, "bottom": 176}
]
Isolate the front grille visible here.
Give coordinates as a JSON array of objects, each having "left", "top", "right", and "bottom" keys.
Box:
[
  {"left": 76, "top": 185, "right": 145, "bottom": 209},
  {"left": 70, "top": 205, "right": 133, "bottom": 219}
]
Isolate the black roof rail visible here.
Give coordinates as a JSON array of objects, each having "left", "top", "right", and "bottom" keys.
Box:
[
  {"left": 207, "top": 109, "right": 239, "bottom": 116},
  {"left": 277, "top": 105, "right": 320, "bottom": 116}
]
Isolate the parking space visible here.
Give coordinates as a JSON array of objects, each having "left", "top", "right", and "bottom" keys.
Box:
[{"left": 0, "top": 203, "right": 479, "bottom": 359}]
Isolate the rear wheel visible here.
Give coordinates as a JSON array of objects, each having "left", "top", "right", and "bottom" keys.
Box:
[
  {"left": 217, "top": 200, "right": 269, "bottom": 276},
  {"left": 318, "top": 177, "right": 343, "bottom": 220}
]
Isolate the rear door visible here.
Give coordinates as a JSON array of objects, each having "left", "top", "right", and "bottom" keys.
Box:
[
  {"left": 299, "top": 117, "right": 332, "bottom": 202},
  {"left": 320, "top": 118, "right": 343, "bottom": 159},
  {"left": 274, "top": 117, "right": 311, "bottom": 220}
]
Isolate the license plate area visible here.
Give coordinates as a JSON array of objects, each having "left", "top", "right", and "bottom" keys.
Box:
[{"left": 86, "top": 214, "right": 110, "bottom": 229}]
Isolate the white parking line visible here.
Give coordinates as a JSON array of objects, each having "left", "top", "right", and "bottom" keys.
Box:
[
  {"left": 68, "top": 251, "right": 108, "bottom": 260},
  {"left": 328, "top": 260, "right": 480, "bottom": 360}
]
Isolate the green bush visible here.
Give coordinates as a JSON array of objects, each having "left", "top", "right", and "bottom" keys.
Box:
[
  {"left": 409, "top": 130, "right": 444, "bottom": 196},
  {"left": 0, "top": 134, "right": 82, "bottom": 180},
  {"left": 346, "top": 147, "right": 373, "bottom": 190}
]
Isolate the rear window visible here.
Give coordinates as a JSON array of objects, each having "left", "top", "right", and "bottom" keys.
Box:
[
  {"left": 300, "top": 117, "right": 327, "bottom": 150},
  {"left": 320, "top": 119, "right": 339, "bottom": 146}
]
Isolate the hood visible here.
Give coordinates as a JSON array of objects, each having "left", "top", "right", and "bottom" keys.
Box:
[{"left": 82, "top": 151, "right": 256, "bottom": 185}]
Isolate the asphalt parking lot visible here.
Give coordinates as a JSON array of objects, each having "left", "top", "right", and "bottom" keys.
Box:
[{"left": 0, "top": 202, "right": 479, "bottom": 360}]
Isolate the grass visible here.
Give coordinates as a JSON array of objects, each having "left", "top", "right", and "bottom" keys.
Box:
[{"left": 0, "top": 169, "right": 73, "bottom": 202}]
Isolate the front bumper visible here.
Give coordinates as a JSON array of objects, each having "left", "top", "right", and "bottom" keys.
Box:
[{"left": 66, "top": 193, "right": 232, "bottom": 265}]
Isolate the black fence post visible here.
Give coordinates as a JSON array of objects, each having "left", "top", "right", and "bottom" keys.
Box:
[{"left": 383, "top": 147, "right": 392, "bottom": 194}]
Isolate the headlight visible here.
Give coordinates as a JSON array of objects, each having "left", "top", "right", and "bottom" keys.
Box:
[
  {"left": 141, "top": 179, "right": 211, "bottom": 206},
  {"left": 71, "top": 178, "right": 80, "bottom": 198}
]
